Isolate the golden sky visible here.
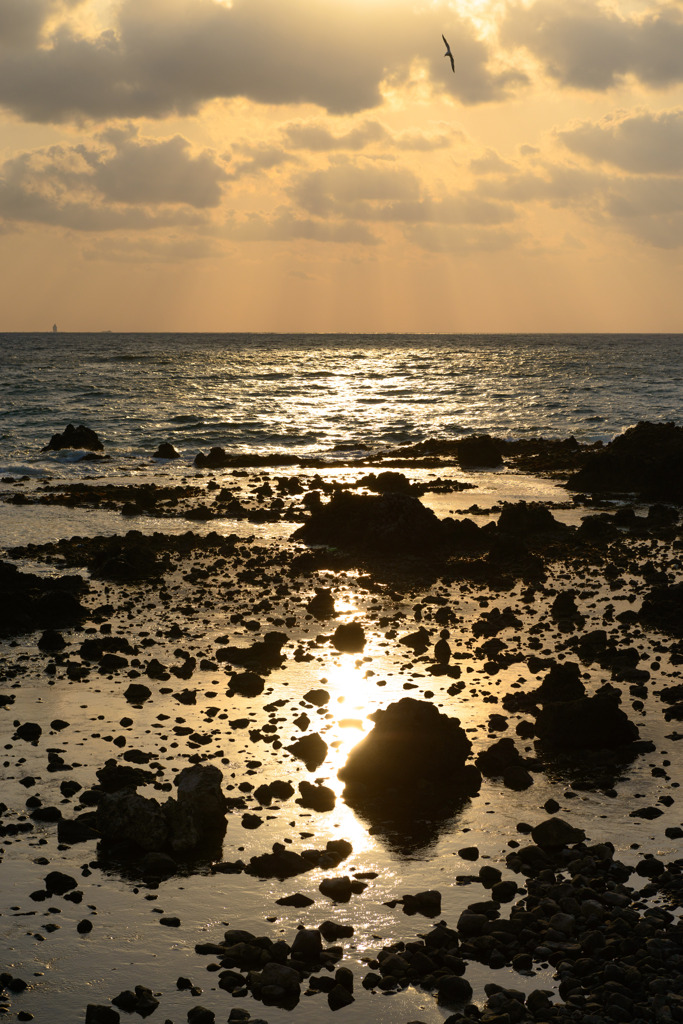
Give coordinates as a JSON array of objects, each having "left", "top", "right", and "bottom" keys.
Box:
[{"left": 1, "top": 0, "right": 683, "bottom": 332}]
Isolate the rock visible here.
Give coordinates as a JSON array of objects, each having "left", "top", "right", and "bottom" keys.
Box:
[
  {"left": 286, "top": 732, "right": 328, "bottom": 770},
  {"left": 567, "top": 421, "right": 683, "bottom": 502},
  {"left": 152, "top": 442, "right": 180, "bottom": 459},
  {"left": 306, "top": 588, "right": 336, "bottom": 619},
  {"left": 217, "top": 631, "right": 287, "bottom": 673},
  {"left": 292, "top": 491, "right": 453, "bottom": 554},
  {"left": 297, "top": 781, "right": 336, "bottom": 811},
  {"left": 503, "top": 765, "right": 534, "bottom": 790},
  {"left": 401, "top": 890, "right": 442, "bottom": 917},
  {"left": 437, "top": 974, "right": 473, "bottom": 1007},
  {"left": 457, "top": 434, "right": 502, "bottom": 467},
  {"left": 475, "top": 737, "right": 525, "bottom": 777},
  {"left": 123, "top": 683, "right": 152, "bottom": 704},
  {"left": 531, "top": 661, "right": 585, "bottom": 703},
  {"left": 194, "top": 446, "right": 231, "bottom": 469},
  {"left": 44, "top": 871, "right": 77, "bottom": 895},
  {"left": 497, "top": 501, "right": 565, "bottom": 536},
  {"left": 319, "top": 920, "right": 354, "bottom": 941},
  {"left": 276, "top": 893, "right": 315, "bottom": 908},
  {"left": 42, "top": 423, "right": 103, "bottom": 452},
  {"left": 530, "top": 816, "right": 586, "bottom": 849},
  {"left": 13, "top": 722, "right": 42, "bottom": 743},
  {"left": 640, "top": 581, "right": 683, "bottom": 639},
  {"left": 228, "top": 671, "right": 266, "bottom": 697},
  {"left": 38, "top": 629, "right": 66, "bottom": 651},
  {"left": 290, "top": 928, "right": 323, "bottom": 961},
  {"left": 0, "top": 560, "right": 88, "bottom": 637},
  {"left": 534, "top": 686, "right": 639, "bottom": 749},
  {"left": 319, "top": 876, "right": 353, "bottom": 902},
  {"left": 85, "top": 1007, "right": 120, "bottom": 1024},
  {"left": 327, "top": 983, "right": 354, "bottom": 1010},
  {"left": 339, "top": 697, "right": 480, "bottom": 804},
  {"left": 187, "top": 1008, "right": 215, "bottom": 1024},
  {"left": 95, "top": 763, "right": 227, "bottom": 867},
  {"left": 331, "top": 622, "right": 365, "bottom": 653}
]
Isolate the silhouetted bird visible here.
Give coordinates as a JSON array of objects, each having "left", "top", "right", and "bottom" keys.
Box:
[{"left": 442, "top": 34, "right": 454, "bottom": 73}]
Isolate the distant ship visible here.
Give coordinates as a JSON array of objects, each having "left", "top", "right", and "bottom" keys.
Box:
[{"left": 52, "top": 323, "right": 58, "bottom": 333}]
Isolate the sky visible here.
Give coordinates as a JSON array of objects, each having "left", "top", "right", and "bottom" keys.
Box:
[{"left": 1, "top": 0, "right": 683, "bottom": 332}]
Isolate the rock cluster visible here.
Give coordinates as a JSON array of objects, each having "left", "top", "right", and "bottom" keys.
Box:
[{"left": 194, "top": 926, "right": 354, "bottom": 1010}]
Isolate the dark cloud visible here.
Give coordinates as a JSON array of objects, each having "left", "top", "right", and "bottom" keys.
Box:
[
  {"left": 0, "top": 0, "right": 526, "bottom": 124},
  {"left": 501, "top": 0, "right": 683, "bottom": 91},
  {"left": 0, "top": 126, "right": 224, "bottom": 230},
  {"left": 225, "top": 143, "right": 298, "bottom": 180},
  {"left": 558, "top": 109, "right": 683, "bottom": 173},
  {"left": 0, "top": 0, "right": 83, "bottom": 49}
]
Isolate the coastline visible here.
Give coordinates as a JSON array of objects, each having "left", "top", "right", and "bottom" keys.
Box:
[{"left": 1, "top": 423, "right": 683, "bottom": 1024}]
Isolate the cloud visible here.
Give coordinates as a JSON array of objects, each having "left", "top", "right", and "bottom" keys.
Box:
[
  {"left": 501, "top": 0, "right": 683, "bottom": 91},
  {"left": 223, "top": 209, "right": 378, "bottom": 245},
  {"left": 0, "top": 125, "right": 224, "bottom": 230},
  {"left": 289, "top": 161, "right": 422, "bottom": 217},
  {"left": 282, "top": 118, "right": 456, "bottom": 152},
  {"left": 225, "top": 143, "right": 298, "bottom": 180},
  {"left": 0, "top": 0, "right": 527, "bottom": 124},
  {"left": 558, "top": 108, "right": 683, "bottom": 173},
  {"left": 0, "top": 0, "right": 83, "bottom": 49}
]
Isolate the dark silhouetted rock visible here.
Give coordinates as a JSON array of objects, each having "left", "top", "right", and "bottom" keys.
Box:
[
  {"left": 43, "top": 423, "right": 103, "bottom": 452},
  {"left": 292, "top": 491, "right": 451, "bottom": 554},
  {"left": 457, "top": 434, "right": 503, "bottom": 468},
  {"left": 331, "top": 622, "right": 365, "bottom": 653},
  {"left": 306, "top": 587, "right": 336, "bottom": 619},
  {"left": 534, "top": 685, "right": 639, "bottom": 749},
  {"left": 286, "top": 732, "right": 328, "bottom": 770},
  {"left": 152, "top": 442, "right": 180, "bottom": 459},
  {"left": 568, "top": 420, "right": 683, "bottom": 501},
  {"left": 640, "top": 581, "right": 683, "bottom": 639},
  {"left": 530, "top": 816, "right": 586, "bottom": 849},
  {"left": 339, "top": 698, "right": 480, "bottom": 844}
]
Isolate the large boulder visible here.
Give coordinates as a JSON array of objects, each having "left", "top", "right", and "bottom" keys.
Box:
[
  {"left": 339, "top": 698, "right": 481, "bottom": 846},
  {"left": 534, "top": 685, "right": 639, "bottom": 750},
  {"left": 292, "top": 491, "right": 451, "bottom": 554},
  {"left": 567, "top": 421, "right": 683, "bottom": 502},
  {"left": 42, "top": 423, "right": 103, "bottom": 452},
  {"left": 95, "top": 763, "right": 227, "bottom": 868},
  {"left": 0, "top": 560, "right": 88, "bottom": 637}
]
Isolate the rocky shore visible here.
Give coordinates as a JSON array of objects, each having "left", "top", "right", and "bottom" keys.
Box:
[{"left": 1, "top": 421, "right": 682, "bottom": 1024}]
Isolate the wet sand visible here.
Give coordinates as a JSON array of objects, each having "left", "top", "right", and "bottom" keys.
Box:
[{"left": 1, "top": 432, "right": 683, "bottom": 1024}]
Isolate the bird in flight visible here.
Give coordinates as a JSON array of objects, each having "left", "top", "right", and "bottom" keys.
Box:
[{"left": 442, "top": 34, "right": 454, "bottom": 73}]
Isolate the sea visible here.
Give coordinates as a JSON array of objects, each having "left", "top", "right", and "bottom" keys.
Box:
[{"left": 1, "top": 332, "right": 682, "bottom": 480}]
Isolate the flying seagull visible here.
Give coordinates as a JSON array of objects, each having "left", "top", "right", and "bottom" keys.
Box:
[{"left": 442, "top": 33, "right": 454, "bottom": 73}]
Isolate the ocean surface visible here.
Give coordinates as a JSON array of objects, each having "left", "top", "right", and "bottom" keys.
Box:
[{"left": 1, "top": 332, "right": 682, "bottom": 480}]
